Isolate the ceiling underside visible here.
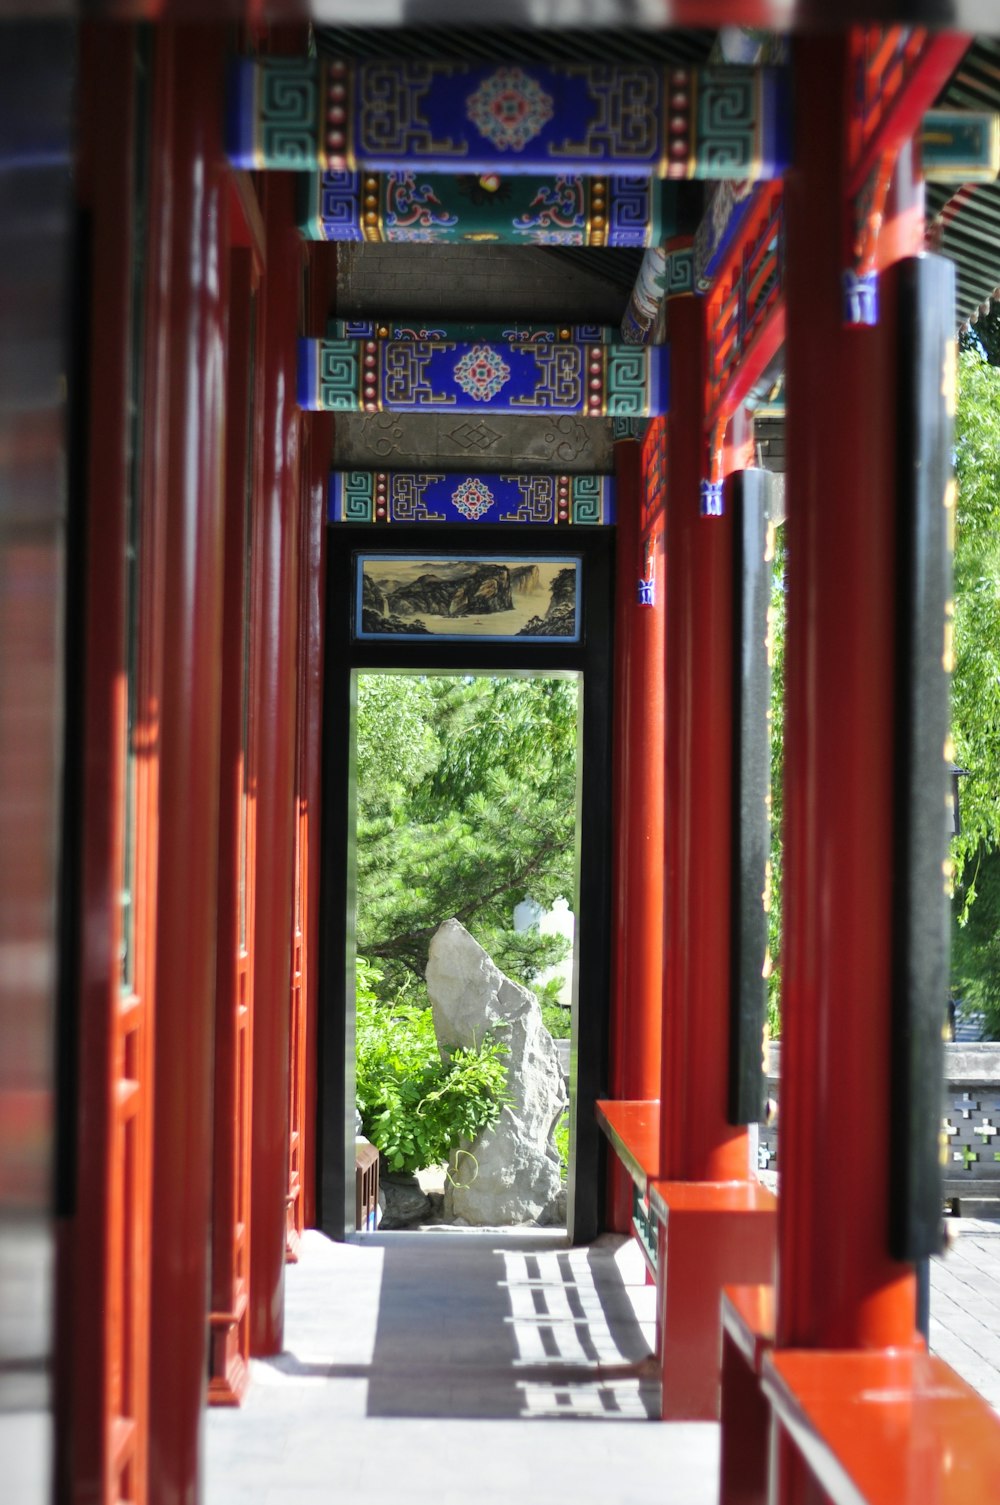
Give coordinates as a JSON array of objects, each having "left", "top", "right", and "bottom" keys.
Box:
[
  {"left": 312, "top": 2, "right": 1000, "bottom": 29},
  {"left": 316, "top": 26, "right": 1000, "bottom": 326},
  {"left": 315, "top": 26, "right": 715, "bottom": 65}
]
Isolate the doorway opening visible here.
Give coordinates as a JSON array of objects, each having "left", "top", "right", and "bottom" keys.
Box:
[{"left": 347, "top": 670, "right": 583, "bottom": 1235}]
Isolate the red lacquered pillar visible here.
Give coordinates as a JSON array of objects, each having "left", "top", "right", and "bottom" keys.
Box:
[
  {"left": 655, "top": 277, "right": 764, "bottom": 1422},
  {"left": 777, "top": 34, "right": 919, "bottom": 1361},
  {"left": 608, "top": 430, "right": 666, "bottom": 1232},
  {"left": 208, "top": 243, "right": 258, "bottom": 1408},
  {"left": 660, "top": 290, "right": 749, "bottom": 1186},
  {"left": 147, "top": 26, "right": 229, "bottom": 1505},
  {"left": 300, "top": 246, "right": 335, "bottom": 1233},
  {"left": 248, "top": 170, "right": 303, "bottom": 1356},
  {"left": 607, "top": 433, "right": 637, "bottom": 1233},
  {"left": 69, "top": 27, "right": 155, "bottom": 1502}
]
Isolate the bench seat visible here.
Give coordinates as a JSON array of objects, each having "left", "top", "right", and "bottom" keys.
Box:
[
  {"left": 595, "top": 1098, "right": 661, "bottom": 1194},
  {"left": 762, "top": 1347, "right": 1000, "bottom": 1505},
  {"left": 649, "top": 1181, "right": 777, "bottom": 1420},
  {"left": 720, "top": 1285, "right": 775, "bottom": 1505}
]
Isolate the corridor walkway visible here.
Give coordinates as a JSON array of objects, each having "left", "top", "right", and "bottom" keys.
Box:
[
  {"left": 206, "top": 1220, "right": 1000, "bottom": 1505},
  {"left": 205, "top": 1230, "right": 719, "bottom": 1505}
]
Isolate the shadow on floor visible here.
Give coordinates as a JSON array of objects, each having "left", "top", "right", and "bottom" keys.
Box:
[{"left": 263, "top": 1231, "right": 659, "bottom": 1422}]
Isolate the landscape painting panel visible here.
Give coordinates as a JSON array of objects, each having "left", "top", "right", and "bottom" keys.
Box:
[{"left": 355, "top": 555, "right": 582, "bottom": 643}]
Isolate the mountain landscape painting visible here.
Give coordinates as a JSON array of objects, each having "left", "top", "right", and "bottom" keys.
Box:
[{"left": 355, "top": 555, "right": 582, "bottom": 643}]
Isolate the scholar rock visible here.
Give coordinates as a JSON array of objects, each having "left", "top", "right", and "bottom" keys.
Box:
[{"left": 425, "top": 918, "right": 567, "bottom": 1226}]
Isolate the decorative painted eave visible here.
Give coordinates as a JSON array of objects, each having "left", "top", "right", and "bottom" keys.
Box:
[
  {"left": 226, "top": 56, "right": 790, "bottom": 180},
  {"left": 328, "top": 319, "right": 620, "bottom": 344},
  {"left": 298, "top": 336, "right": 669, "bottom": 418},
  {"left": 297, "top": 170, "right": 665, "bottom": 246},
  {"left": 329, "top": 469, "right": 615, "bottom": 525}
]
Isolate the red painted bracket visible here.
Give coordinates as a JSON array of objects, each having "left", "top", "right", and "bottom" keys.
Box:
[
  {"left": 704, "top": 184, "right": 785, "bottom": 479},
  {"left": 844, "top": 27, "right": 971, "bottom": 323}
]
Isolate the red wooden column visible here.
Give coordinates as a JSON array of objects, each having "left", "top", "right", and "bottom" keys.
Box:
[
  {"left": 208, "top": 225, "right": 262, "bottom": 1405},
  {"left": 249, "top": 169, "right": 304, "bottom": 1355},
  {"left": 286, "top": 808, "right": 306, "bottom": 1261},
  {"left": 777, "top": 33, "right": 918, "bottom": 1369},
  {"left": 298, "top": 245, "right": 335, "bottom": 1235},
  {"left": 147, "top": 26, "right": 229, "bottom": 1505},
  {"left": 660, "top": 289, "right": 749, "bottom": 1187},
  {"left": 607, "top": 428, "right": 666, "bottom": 1232},
  {"left": 654, "top": 262, "right": 773, "bottom": 1423},
  {"left": 69, "top": 27, "right": 156, "bottom": 1503}
]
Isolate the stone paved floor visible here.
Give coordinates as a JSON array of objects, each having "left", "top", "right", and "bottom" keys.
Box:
[
  {"left": 930, "top": 1216, "right": 1000, "bottom": 1410},
  {"left": 205, "top": 1219, "right": 1000, "bottom": 1505},
  {"left": 205, "top": 1230, "right": 719, "bottom": 1505}
]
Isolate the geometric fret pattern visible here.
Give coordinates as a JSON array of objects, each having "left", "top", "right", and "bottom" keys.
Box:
[
  {"left": 329, "top": 470, "right": 615, "bottom": 526},
  {"left": 227, "top": 56, "right": 790, "bottom": 180},
  {"left": 329, "top": 319, "right": 617, "bottom": 344},
  {"left": 300, "top": 337, "right": 669, "bottom": 418}
]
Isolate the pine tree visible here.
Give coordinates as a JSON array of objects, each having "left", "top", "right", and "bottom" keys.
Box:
[{"left": 355, "top": 674, "right": 578, "bottom": 1001}]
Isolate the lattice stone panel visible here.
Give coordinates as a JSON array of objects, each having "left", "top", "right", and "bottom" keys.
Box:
[
  {"left": 942, "top": 1088, "right": 1000, "bottom": 1197},
  {"left": 755, "top": 1046, "right": 1000, "bottom": 1208}
]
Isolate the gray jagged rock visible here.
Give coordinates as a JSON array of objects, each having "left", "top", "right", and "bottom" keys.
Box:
[{"left": 425, "top": 918, "right": 567, "bottom": 1226}]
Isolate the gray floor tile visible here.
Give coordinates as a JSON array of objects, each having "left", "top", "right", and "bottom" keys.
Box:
[{"left": 206, "top": 1230, "right": 719, "bottom": 1504}]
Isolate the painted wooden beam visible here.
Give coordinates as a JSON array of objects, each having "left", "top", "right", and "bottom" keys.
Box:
[
  {"left": 329, "top": 468, "right": 615, "bottom": 525},
  {"left": 329, "top": 318, "right": 619, "bottom": 344},
  {"left": 298, "top": 168, "right": 665, "bottom": 244},
  {"left": 298, "top": 336, "right": 669, "bottom": 417},
  {"left": 227, "top": 56, "right": 790, "bottom": 180}
]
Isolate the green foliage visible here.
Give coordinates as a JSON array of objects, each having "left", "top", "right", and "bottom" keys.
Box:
[
  {"left": 768, "top": 353, "right": 1000, "bottom": 1038},
  {"left": 355, "top": 674, "right": 578, "bottom": 997},
  {"left": 540, "top": 1001, "right": 572, "bottom": 1040},
  {"left": 951, "top": 351, "right": 1000, "bottom": 895},
  {"left": 950, "top": 351, "right": 1000, "bottom": 1036},
  {"left": 951, "top": 848, "right": 1000, "bottom": 1032},
  {"left": 959, "top": 307, "right": 1000, "bottom": 368},
  {"left": 554, "top": 1110, "right": 570, "bottom": 1181},
  {"left": 354, "top": 959, "right": 509, "bottom": 1175}
]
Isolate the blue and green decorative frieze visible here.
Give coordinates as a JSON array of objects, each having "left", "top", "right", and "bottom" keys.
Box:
[
  {"left": 298, "top": 337, "right": 669, "bottom": 417},
  {"left": 329, "top": 319, "right": 617, "bottom": 344},
  {"left": 330, "top": 470, "right": 615, "bottom": 526},
  {"left": 298, "top": 169, "right": 665, "bottom": 245},
  {"left": 228, "top": 56, "right": 790, "bottom": 180}
]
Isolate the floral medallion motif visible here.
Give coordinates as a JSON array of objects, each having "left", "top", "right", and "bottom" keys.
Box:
[
  {"left": 454, "top": 343, "right": 511, "bottom": 403},
  {"left": 451, "top": 477, "right": 496, "bottom": 521},
  {"left": 456, "top": 173, "right": 512, "bottom": 205},
  {"left": 466, "top": 67, "right": 554, "bottom": 153}
]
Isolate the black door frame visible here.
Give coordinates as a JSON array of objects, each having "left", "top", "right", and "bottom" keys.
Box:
[{"left": 318, "top": 524, "right": 614, "bottom": 1243}]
